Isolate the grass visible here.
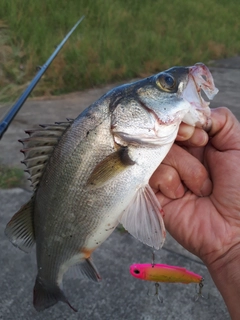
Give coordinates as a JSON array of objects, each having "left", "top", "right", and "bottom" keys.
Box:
[
  {"left": 0, "top": 0, "right": 240, "bottom": 102},
  {"left": 0, "top": 163, "right": 24, "bottom": 188}
]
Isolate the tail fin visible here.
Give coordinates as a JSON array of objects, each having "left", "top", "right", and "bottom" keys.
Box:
[{"left": 33, "top": 276, "right": 77, "bottom": 312}]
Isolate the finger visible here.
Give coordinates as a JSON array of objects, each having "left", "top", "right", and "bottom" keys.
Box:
[
  {"left": 149, "top": 163, "right": 185, "bottom": 199},
  {"left": 154, "top": 190, "right": 174, "bottom": 207},
  {"left": 162, "top": 144, "right": 212, "bottom": 196},
  {"left": 209, "top": 107, "right": 240, "bottom": 150},
  {"left": 177, "top": 124, "right": 209, "bottom": 147},
  {"left": 176, "top": 123, "right": 195, "bottom": 141}
]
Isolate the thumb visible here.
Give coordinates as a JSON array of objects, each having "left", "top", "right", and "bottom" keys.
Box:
[{"left": 209, "top": 107, "right": 240, "bottom": 151}]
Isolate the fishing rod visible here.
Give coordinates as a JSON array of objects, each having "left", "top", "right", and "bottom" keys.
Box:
[{"left": 0, "top": 15, "right": 85, "bottom": 140}]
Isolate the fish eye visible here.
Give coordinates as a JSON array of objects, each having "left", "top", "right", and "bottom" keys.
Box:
[
  {"left": 156, "top": 74, "right": 176, "bottom": 92},
  {"left": 164, "top": 76, "right": 175, "bottom": 87},
  {"left": 134, "top": 269, "right": 140, "bottom": 274}
]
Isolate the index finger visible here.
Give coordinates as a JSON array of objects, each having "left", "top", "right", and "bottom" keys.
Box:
[{"left": 177, "top": 123, "right": 209, "bottom": 147}]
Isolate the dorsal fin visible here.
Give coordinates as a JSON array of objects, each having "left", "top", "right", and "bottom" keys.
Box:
[{"left": 20, "top": 119, "right": 73, "bottom": 190}]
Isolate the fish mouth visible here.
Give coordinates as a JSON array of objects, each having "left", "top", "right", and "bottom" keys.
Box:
[{"left": 181, "top": 63, "right": 218, "bottom": 129}]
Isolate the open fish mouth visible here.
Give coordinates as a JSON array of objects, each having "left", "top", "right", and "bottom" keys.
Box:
[{"left": 181, "top": 63, "right": 218, "bottom": 128}]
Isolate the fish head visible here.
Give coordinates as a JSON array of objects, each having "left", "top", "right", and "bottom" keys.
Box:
[
  {"left": 111, "top": 63, "right": 218, "bottom": 146},
  {"left": 137, "top": 62, "right": 218, "bottom": 128}
]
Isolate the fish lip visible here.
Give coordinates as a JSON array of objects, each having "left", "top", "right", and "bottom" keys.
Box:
[
  {"left": 189, "top": 63, "right": 219, "bottom": 98},
  {"left": 181, "top": 63, "right": 218, "bottom": 128},
  {"left": 187, "top": 62, "right": 219, "bottom": 110}
]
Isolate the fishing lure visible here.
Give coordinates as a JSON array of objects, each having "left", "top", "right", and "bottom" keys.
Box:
[
  {"left": 130, "top": 263, "right": 204, "bottom": 301},
  {"left": 130, "top": 263, "right": 203, "bottom": 284}
]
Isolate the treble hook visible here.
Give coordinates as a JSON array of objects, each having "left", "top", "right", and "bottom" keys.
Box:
[
  {"left": 147, "top": 283, "right": 163, "bottom": 303},
  {"left": 154, "top": 283, "right": 163, "bottom": 303},
  {"left": 193, "top": 279, "right": 204, "bottom": 301}
]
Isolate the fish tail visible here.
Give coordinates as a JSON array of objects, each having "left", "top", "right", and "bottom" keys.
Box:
[{"left": 33, "top": 276, "right": 77, "bottom": 312}]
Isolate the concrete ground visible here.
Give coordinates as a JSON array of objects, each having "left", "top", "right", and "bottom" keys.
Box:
[{"left": 1, "top": 57, "right": 240, "bottom": 320}]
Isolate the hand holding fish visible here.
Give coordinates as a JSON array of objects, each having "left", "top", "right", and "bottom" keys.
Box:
[
  {"left": 150, "top": 107, "right": 240, "bottom": 320},
  {"left": 151, "top": 123, "right": 212, "bottom": 199}
]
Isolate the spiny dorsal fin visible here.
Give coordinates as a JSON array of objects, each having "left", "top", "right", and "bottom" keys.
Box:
[
  {"left": 19, "top": 136, "right": 59, "bottom": 148},
  {"left": 20, "top": 119, "right": 73, "bottom": 190},
  {"left": 39, "top": 123, "right": 71, "bottom": 130}
]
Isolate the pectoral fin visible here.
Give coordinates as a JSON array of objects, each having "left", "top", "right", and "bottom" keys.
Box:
[
  {"left": 87, "top": 147, "right": 135, "bottom": 188},
  {"left": 118, "top": 184, "right": 166, "bottom": 249}
]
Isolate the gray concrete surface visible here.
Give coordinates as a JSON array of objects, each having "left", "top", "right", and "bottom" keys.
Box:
[{"left": 1, "top": 57, "right": 239, "bottom": 319}]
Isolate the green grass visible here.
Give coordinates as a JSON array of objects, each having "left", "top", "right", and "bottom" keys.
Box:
[
  {"left": 0, "top": 0, "right": 240, "bottom": 102},
  {"left": 0, "top": 164, "right": 24, "bottom": 188}
]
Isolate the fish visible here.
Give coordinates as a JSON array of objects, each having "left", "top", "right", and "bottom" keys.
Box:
[
  {"left": 5, "top": 63, "right": 218, "bottom": 312},
  {"left": 129, "top": 263, "right": 203, "bottom": 284}
]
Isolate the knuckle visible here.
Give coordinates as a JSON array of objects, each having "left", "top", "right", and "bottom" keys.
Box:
[
  {"left": 191, "top": 166, "right": 206, "bottom": 181},
  {"left": 163, "top": 167, "right": 178, "bottom": 186}
]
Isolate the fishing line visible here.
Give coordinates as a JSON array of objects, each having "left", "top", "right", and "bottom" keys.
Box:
[{"left": 162, "top": 247, "right": 205, "bottom": 266}]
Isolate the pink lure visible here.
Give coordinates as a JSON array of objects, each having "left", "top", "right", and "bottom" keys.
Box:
[{"left": 130, "top": 263, "right": 203, "bottom": 284}]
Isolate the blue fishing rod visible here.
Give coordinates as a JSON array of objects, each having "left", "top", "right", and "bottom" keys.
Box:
[{"left": 0, "top": 15, "right": 85, "bottom": 140}]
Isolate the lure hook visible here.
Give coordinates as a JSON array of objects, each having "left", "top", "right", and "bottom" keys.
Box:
[
  {"left": 193, "top": 279, "right": 204, "bottom": 301},
  {"left": 147, "top": 283, "right": 163, "bottom": 303},
  {"left": 154, "top": 283, "right": 163, "bottom": 303},
  {"left": 151, "top": 248, "right": 155, "bottom": 266}
]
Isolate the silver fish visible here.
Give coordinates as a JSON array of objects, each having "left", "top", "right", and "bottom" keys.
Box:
[{"left": 5, "top": 63, "right": 218, "bottom": 311}]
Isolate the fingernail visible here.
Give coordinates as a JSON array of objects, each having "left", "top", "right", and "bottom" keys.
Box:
[
  {"left": 189, "top": 130, "right": 208, "bottom": 146},
  {"left": 203, "top": 117, "right": 212, "bottom": 132},
  {"left": 200, "top": 179, "right": 212, "bottom": 196},
  {"left": 177, "top": 125, "right": 195, "bottom": 141}
]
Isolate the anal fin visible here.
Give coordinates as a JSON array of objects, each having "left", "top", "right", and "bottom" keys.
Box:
[
  {"left": 5, "top": 197, "right": 35, "bottom": 252},
  {"left": 119, "top": 184, "right": 166, "bottom": 250}
]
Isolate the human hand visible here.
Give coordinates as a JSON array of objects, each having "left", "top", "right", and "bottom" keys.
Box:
[
  {"left": 150, "top": 107, "right": 240, "bottom": 319},
  {"left": 150, "top": 107, "right": 240, "bottom": 265}
]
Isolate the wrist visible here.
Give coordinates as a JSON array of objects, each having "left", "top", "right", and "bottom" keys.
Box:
[{"left": 206, "top": 244, "right": 240, "bottom": 320}]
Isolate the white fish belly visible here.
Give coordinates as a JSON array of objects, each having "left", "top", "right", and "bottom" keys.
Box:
[{"left": 84, "top": 142, "right": 173, "bottom": 250}]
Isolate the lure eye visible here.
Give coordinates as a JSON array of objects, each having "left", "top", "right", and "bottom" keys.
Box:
[
  {"left": 156, "top": 74, "right": 176, "bottom": 92},
  {"left": 134, "top": 269, "right": 140, "bottom": 274}
]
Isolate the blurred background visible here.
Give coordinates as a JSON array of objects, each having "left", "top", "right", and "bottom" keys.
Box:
[{"left": 0, "top": 0, "right": 240, "bottom": 103}]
